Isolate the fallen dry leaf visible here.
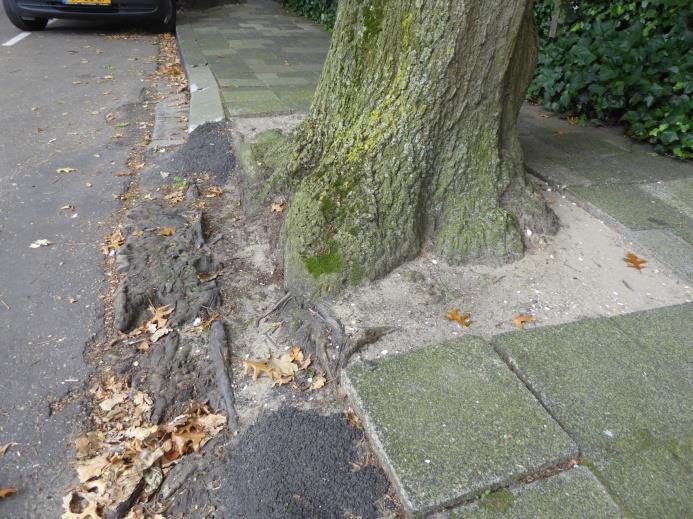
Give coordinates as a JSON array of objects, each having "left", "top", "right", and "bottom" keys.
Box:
[
  {"left": 512, "top": 314, "right": 536, "bottom": 330},
  {"left": 447, "top": 308, "right": 471, "bottom": 327},
  {"left": 101, "top": 228, "right": 125, "bottom": 255},
  {"left": 0, "top": 443, "right": 17, "bottom": 457},
  {"left": 29, "top": 239, "right": 53, "bottom": 249},
  {"left": 158, "top": 227, "right": 176, "bottom": 237},
  {"left": 624, "top": 252, "right": 647, "bottom": 271},
  {"left": 0, "top": 487, "right": 17, "bottom": 499},
  {"left": 344, "top": 408, "right": 361, "bottom": 429},
  {"left": 99, "top": 391, "right": 127, "bottom": 411},
  {"left": 289, "top": 346, "right": 304, "bottom": 363},
  {"left": 205, "top": 186, "right": 224, "bottom": 198},
  {"left": 150, "top": 327, "right": 171, "bottom": 343},
  {"left": 311, "top": 374, "right": 326, "bottom": 390},
  {"left": 268, "top": 354, "right": 299, "bottom": 377},
  {"left": 165, "top": 188, "right": 185, "bottom": 205},
  {"left": 148, "top": 304, "right": 173, "bottom": 328},
  {"left": 271, "top": 202, "right": 285, "bottom": 213}
]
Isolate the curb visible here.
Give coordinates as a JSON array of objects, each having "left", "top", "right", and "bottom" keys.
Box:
[{"left": 175, "top": 21, "right": 226, "bottom": 132}]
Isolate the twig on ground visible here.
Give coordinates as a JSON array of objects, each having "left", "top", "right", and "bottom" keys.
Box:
[
  {"left": 256, "top": 292, "right": 292, "bottom": 327},
  {"left": 337, "top": 326, "right": 398, "bottom": 372}
]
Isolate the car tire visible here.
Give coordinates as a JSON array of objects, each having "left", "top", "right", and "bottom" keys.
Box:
[
  {"left": 2, "top": 0, "right": 49, "bottom": 31},
  {"left": 150, "top": 0, "right": 175, "bottom": 34}
]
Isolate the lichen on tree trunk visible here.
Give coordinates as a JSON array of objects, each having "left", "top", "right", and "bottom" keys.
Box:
[{"left": 274, "top": 0, "right": 558, "bottom": 295}]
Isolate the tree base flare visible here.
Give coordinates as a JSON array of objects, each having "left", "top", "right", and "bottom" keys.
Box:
[{"left": 248, "top": 0, "right": 559, "bottom": 297}]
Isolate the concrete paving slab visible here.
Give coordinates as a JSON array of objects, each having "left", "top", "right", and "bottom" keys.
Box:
[
  {"left": 178, "top": 0, "right": 330, "bottom": 117},
  {"left": 571, "top": 184, "right": 693, "bottom": 236},
  {"left": 519, "top": 105, "right": 693, "bottom": 187},
  {"left": 443, "top": 467, "right": 622, "bottom": 518},
  {"left": 640, "top": 177, "right": 693, "bottom": 220},
  {"left": 627, "top": 229, "right": 693, "bottom": 283},
  {"left": 187, "top": 65, "right": 225, "bottom": 128},
  {"left": 493, "top": 307, "right": 693, "bottom": 518},
  {"left": 343, "top": 337, "right": 577, "bottom": 515}
]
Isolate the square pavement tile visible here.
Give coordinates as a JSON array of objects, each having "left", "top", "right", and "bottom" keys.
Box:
[
  {"left": 444, "top": 466, "right": 622, "bottom": 518},
  {"left": 493, "top": 306, "right": 693, "bottom": 518},
  {"left": 343, "top": 337, "right": 577, "bottom": 516}
]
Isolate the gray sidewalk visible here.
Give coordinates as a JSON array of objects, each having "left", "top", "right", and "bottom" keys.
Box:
[
  {"left": 177, "top": 0, "right": 329, "bottom": 118},
  {"left": 175, "top": 2, "right": 693, "bottom": 516},
  {"left": 177, "top": 0, "right": 693, "bottom": 286},
  {"left": 345, "top": 304, "right": 692, "bottom": 517},
  {"left": 520, "top": 105, "right": 693, "bottom": 284}
]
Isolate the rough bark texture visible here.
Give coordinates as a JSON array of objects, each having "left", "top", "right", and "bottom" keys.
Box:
[{"left": 278, "top": 0, "right": 557, "bottom": 295}]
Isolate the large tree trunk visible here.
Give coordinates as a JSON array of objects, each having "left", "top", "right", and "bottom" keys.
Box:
[{"left": 278, "top": 0, "right": 557, "bottom": 295}]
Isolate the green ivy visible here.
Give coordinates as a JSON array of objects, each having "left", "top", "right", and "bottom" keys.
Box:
[
  {"left": 283, "top": 0, "right": 338, "bottom": 30},
  {"left": 286, "top": 0, "right": 692, "bottom": 159},
  {"left": 530, "top": 0, "right": 692, "bottom": 159}
]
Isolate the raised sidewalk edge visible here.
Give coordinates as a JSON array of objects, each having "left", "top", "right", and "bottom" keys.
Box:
[{"left": 176, "top": 21, "right": 226, "bottom": 131}]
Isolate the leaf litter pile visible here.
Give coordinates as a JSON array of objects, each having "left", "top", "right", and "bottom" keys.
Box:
[{"left": 63, "top": 376, "right": 226, "bottom": 518}]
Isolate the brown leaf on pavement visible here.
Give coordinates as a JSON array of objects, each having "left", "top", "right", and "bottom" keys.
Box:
[
  {"left": 512, "top": 314, "right": 536, "bottom": 330},
  {"left": 624, "top": 252, "right": 647, "bottom": 270},
  {"left": 447, "top": 308, "right": 471, "bottom": 327},
  {"left": 0, "top": 488, "right": 18, "bottom": 499}
]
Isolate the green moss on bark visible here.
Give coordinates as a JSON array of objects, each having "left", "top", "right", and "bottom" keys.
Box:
[{"left": 269, "top": 0, "right": 557, "bottom": 296}]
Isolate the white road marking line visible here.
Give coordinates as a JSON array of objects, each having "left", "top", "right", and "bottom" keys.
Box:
[{"left": 2, "top": 32, "right": 31, "bottom": 47}]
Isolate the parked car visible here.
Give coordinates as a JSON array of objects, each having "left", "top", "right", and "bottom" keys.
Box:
[{"left": 2, "top": 0, "right": 175, "bottom": 32}]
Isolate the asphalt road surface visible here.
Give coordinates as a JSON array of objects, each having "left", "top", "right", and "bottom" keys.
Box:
[{"left": 0, "top": 14, "right": 157, "bottom": 517}]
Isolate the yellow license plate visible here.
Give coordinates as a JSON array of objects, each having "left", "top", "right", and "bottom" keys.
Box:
[{"left": 66, "top": 0, "right": 111, "bottom": 5}]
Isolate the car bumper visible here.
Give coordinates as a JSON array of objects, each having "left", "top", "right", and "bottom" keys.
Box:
[{"left": 14, "top": 0, "right": 166, "bottom": 20}]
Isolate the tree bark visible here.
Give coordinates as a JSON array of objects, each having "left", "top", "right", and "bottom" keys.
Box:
[{"left": 277, "top": 0, "right": 557, "bottom": 295}]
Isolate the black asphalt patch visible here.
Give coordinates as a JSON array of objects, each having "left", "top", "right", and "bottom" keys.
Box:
[
  {"left": 222, "top": 407, "right": 390, "bottom": 518},
  {"left": 175, "top": 121, "right": 234, "bottom": 183}
]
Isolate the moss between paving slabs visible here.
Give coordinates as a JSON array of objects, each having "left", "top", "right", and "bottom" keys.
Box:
[
  {"left": 343, "top": 337, "right": 577, "bottom": 515},
  {"left": 446, "top": 466, "right": 622, "bottom": 518},
  {"left": 492, "top": 304, "right": 693, "bottom": 518}
]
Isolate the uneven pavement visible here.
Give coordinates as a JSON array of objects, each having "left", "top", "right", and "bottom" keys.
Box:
[
  {"left": 0, "top": 16, "right": 156, "bottom": 517},
  {"left": 345, "top": 304, "right": 692, "bottom": 517},
  {"left": 177, "top": 0, "right": 693, "bottom": 285},
  {"left": 174, "top": 1, "right": 693, "bottom": 517}
]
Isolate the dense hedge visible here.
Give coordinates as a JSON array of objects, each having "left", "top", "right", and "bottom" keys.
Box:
[
  {"left": 530, "top": 0, "right": 692, "bottom": 159},
  {"left": 285, "top": 0, "right": 692, "bottom": 159},
  {"left": 283, "top": 0, "right": 338, "bottom": 29}
]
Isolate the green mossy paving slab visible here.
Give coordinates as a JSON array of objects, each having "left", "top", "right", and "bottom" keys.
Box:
[
  {"left": 493, "top": 306, "right": 693, "bottom": 518},
  {"left": 343, "top": 338, "right": 577, "bottom": 515},
  {"left": 571, "top": 184, "right": 693, "bottom": 234},
  {"left": 444, "top": 467, "right": 622, "bottom": 518},
  {"left": 640, "top": 177, "right": 693, "bottom": 220}
]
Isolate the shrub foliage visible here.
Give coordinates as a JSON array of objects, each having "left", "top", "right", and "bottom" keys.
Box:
[
  {"left": 531, "top": 0, "right": 691, "bottom": 159},
  {"left": 286, "top": 0, "right": 692, "bottom": 158},
  {"left": 282, "top": 0, "right": 338, "bottom": 29}
]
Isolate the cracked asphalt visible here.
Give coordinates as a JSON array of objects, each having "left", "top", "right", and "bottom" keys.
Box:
[{"left": 0, "top": 14, "right": 156, "bottom": 517}]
